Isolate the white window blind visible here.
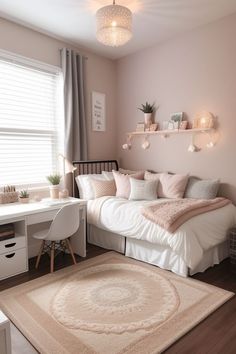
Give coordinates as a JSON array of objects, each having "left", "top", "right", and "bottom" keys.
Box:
[{"left": 0, "top": 52, "right": 64, "bottom": 188}]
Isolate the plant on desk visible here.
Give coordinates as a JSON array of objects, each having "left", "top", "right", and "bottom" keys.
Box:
[
  {"left": 46, "top": 173, "right": 62, "bottom": 199},
  {"left": 19, "top": 190, "right": 30, "bottom": 204}
]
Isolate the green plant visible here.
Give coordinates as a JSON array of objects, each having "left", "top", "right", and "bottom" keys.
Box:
[
  {"left": 46, "top": 173, "right": 61, "bottom": 185},
  {"left": 138, "top": 102, "right": 155, "bottom": 114},
  {"left": 19, "top": 190, "right": 29, "bottom": 198}
]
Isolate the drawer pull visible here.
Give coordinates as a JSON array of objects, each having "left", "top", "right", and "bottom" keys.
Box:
[
  {"left": 5, "top": 253, "right": 15, "bottom": 259},
  {"left": 5, "top": 242, "right": 16, "bottom": 248}
]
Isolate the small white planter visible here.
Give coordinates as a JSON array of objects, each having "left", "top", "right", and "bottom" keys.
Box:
[
  {"left": 144, "top": 113, "right": 153, "bottom": 129},
  {"left": 49, "top": 185, "right": 60, "bottom": 199},
  {"left": 19, "top": 197, "right": 29, "bottom": 204}
]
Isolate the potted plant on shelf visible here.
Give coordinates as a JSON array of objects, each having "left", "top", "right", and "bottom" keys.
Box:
[
  {"left": 19, "top": 190, "right": 30, "bottom": 203},
  {"left": 138, "top": 102, "right": 155, "bottom": 129},
  {"left": 46, "top": 173, "right": 61, "bottom": 199}
]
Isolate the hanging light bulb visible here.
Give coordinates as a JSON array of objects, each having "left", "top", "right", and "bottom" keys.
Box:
[
  {"left": 96, "top": 0, "right": 132, "bottom": 47},
  {"left": 122, "top": 134, "right": 132, "bottom": 150},
  {"left": 141, "top": 136, "right": 150, "bottom": 150},
  {"left": 188, "top": 134, "right": 198, "bottom": 152}
]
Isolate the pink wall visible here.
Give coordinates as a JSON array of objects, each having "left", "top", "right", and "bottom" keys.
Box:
[
  {"left": 116, "top": 13, "right": 236, "bottom": 202},
  {"left": 0, "top": 18, "right": 117, "bottom": 161}
]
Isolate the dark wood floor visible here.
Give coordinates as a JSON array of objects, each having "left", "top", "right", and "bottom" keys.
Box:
[{"left": 1, "top": 244, "right": 236, "bottom": 353}]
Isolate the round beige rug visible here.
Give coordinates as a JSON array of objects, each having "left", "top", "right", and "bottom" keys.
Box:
[{"left": 51, "top": 263, "right": 179, "bottom": 334}]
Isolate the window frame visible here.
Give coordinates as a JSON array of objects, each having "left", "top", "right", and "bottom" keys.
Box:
[{"left": 0, "top": 49, "right": 64, "bottom": 191}]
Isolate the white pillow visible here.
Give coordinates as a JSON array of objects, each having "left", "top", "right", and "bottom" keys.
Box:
[
  {"left": 75, "top": 174, "right": 105, "bottom": 199},
  {"left": 102, "top": 171, "right": 114, "bottom": 180},
  {"left": 119, "top": 168, "right": 143, "bottom": 175},
  {"left": 129, "top": 178, "right": 158, "bottom": 201}
]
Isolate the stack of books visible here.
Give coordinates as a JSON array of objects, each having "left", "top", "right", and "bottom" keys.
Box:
[{"left": 0, "top": 223, "right": 15, "bottom": 241}]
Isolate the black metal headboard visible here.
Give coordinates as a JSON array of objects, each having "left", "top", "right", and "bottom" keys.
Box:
[{"left": 72, "top": 159, "right": 119, "bottom": 198}]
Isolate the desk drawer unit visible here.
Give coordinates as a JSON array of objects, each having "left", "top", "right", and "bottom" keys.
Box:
[
  {"left": 0, "top": 248, "right": 28, "bottom": 280},
  {"left": 26, "top": 210, "right": 58, "bottom": 225},
  {"left": 0, "top": 236, "right": 26, "bottom": 255}
]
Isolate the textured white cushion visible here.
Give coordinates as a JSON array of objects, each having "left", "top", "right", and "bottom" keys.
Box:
[
  {"left": 113, "top": 171, "right": 145, "bottom": 199},
  {"left": 75, "top": 174, "right": 105, "bottom": 199},
  {"left": 102, "top": 171, "right": 114, "bottom": 180},
  {"left": 129, "top": 178, "right": 158, "bottom": 201},
  {"left": 184, "top": 177, "right": 220, "bottom": 199},
  {"left": 91, "top": 178, "right": 116, "bottom": 198}
]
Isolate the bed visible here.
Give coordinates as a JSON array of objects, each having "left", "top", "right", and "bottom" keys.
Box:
[{"left": 73, "top": 160, "right": 236, "bottom": 277}]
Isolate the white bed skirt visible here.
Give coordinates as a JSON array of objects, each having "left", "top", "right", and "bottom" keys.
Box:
[{"left": 88, "top": 224, "right": 229, "bottom": 277}]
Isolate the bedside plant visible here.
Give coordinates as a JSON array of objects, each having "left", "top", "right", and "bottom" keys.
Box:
[
  {"left": 19, "top": 190, "right": 30, "bottom": 204},
  {"left": 46, "top": 173, "right": 62, "bottom": 199},
  {"left": 138, "top": 102, "right": 155, "bottom": 129}
]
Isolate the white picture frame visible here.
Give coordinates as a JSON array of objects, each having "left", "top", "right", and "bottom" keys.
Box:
[{"left": 92, "top": 91, "right": 106, "bottom": 132}]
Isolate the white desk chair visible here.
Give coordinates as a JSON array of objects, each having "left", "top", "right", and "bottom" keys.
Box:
[{"left": 33, "top": 203, "right": 80, "bottom": 273}]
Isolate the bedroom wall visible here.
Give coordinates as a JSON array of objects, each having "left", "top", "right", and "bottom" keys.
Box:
[
  {"left": 116, "top": 12, "right": 236, "bottom": 203},
  {"left": 0, "top": 17, "right": 117, "bottom": 161}
]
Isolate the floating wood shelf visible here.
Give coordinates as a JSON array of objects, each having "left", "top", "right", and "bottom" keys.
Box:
[{"left": 127, "top": 128, "right": 213, "bottom": 137}]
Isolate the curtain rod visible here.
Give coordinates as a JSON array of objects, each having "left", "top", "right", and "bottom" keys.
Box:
[{"left": 59, "top": 48, "right": 88, "bottom": 60}]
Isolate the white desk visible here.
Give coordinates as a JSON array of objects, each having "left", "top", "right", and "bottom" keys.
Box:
[{"left": 0, "top": 198, "right": 86, "bottom": 280}]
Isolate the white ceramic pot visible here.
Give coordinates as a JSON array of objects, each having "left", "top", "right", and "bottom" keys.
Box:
[
  {"left": 144, "top": 113, "right": 152, "bottom": 129},
  {"left": 19, "top": 197, "right": 29, "bottom": 204},
  {"left": 49, "top": 185, "right": 60, "bottom": 199}
]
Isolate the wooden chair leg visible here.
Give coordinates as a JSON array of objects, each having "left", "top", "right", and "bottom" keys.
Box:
[
  {"left": 66, "top": 238, "right": 77, "bottom": 265},
  {"left": 50, "top": 241, "right": 55, "bottom": 273},
  {"left": 35, "top": 240, "right": 45, "bottom": 269}
]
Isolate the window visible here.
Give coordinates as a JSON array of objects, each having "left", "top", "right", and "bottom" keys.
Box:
[{"left": 0, "top": 51, "right": 64, "bottom": 189}]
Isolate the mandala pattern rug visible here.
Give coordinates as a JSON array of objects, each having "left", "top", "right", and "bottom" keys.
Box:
[{"left": 0, "top": 252, "right": 233, "bottom": 354}]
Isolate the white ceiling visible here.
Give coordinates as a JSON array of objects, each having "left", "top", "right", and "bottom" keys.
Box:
[{"left": 1, "top": 0, "right": 236, "bottom": 60}]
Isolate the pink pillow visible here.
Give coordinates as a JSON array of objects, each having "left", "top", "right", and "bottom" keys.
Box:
[
  {"left": 158, "top": 173, "right": 189, "bottom": 198},
  {"left": 113, "top": 171, "right": 145, "bottom": 199}
]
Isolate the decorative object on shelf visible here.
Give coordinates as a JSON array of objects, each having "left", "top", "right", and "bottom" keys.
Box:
[
  {"left": 96, "top": 0, "right": 132, "bottom": 47},
  {"left": 46, "top": 174, "right": 62, "bottom": 199},
  {"left": 19, "top": 190, "right": 30, "bottom": 204},
  {"left": 138, "top": 102, "right": 155, "bottom": 129},
  {"left": 170, "top": 112, "right": 183, "bottom": 129},
  {"left": 179, "top": 121, "right": 188, "bottom": 130},
  {"left": 141, "top": 136, "right": 150, "bottom": 150},
  {"left": 193, "top": 111, "right": 214, "bottom": 129},
  {"left": 162, "top": 121, "right": 169, "bottom": 130},
  {"left": 150, "top": 123, "right": 158, "bottom": 131},
  {"left": 0, "top": 186, "right": 18, "bottom": 204},
  {"left": 92, "top": 91, "right": 106, "bottom": 131},
  {"left": 136, "top": 123, "right": 145, "bottom": 132}
]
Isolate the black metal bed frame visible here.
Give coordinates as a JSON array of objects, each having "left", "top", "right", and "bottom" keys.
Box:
[{"left": 72, "top": 159, "right": 119, "bottom": 198}]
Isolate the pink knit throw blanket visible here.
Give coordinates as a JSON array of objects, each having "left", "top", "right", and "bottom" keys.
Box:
[{"left": 141, "top": 197, "right": 231, "bottom": 233}]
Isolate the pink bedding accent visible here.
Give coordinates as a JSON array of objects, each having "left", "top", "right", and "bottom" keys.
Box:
[
  {"left": 158, "top": 173, "right": 189, "bottom": 198},
  {"left": 141, "top": 197, "right": 231, "bottom": 233},
  {"left": 113, "top": 171, "right": 145, "bottom": 199}
]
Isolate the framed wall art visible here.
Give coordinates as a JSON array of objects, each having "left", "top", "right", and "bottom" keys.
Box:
[{"left": 92, "top": 91, "right": 106, "bottom": 131}]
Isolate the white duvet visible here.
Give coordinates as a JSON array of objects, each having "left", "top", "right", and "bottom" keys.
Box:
[{"left": 87, "top": 197, "right": 236, "bottom": 270}]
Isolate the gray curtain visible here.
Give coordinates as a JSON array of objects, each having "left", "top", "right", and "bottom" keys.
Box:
[{"left": 61, "top": 48, "right": 88, "bottom": 194}]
